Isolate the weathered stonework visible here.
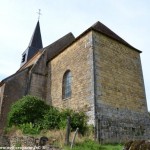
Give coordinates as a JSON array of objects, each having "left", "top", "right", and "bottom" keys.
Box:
[
  {"left": 49, "top": 32, "right": 95, "bottom": 124},
  {"left": 93, "top": 31, "right": 147, "bottom": 112},
  {"left": 29, "top": 51, "right": 48, "bottom": 100},
  {"left": 0, "top": 69, "right": 29, "bottom": 130},
  {"left": 93, "top": 31, "right": 149, "bottom": 143}
]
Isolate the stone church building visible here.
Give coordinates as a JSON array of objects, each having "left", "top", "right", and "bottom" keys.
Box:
[{"left": 0, "top": 20, "right": 150, "bottom": 142}]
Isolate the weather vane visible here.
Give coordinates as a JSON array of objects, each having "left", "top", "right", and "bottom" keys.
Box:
[{"left": 37, "top": 9, "right": 42, "bottom": 20}]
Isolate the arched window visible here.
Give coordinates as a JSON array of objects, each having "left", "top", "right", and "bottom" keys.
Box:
[{"left": 62, "top": 70, "right": 72, "bottom": 99}]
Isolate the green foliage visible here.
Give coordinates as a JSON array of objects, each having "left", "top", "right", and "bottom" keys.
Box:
[
  {"left": 42, "top": 106, "right": 61, "bottom": 129},
  {"left": 7, "top": 95, "right": 49, "bottom": 126},
  {"left": 7, "top": 95, "right": 87, "bottom": 135},
  {"left": 19, "top": 122, "right": 41, "bottom": 135},
  {"left": 70, "top": 139, "right": 103, "bottom": 150},
  {"left": 101, "top": 144, "right": 123, "bottom": 150},
  {"left": 59, "top": 109, "right": 87, "bottom": 134},
  {"left": 65, "top": 140, "right": 123, "bottom": 150},
  {"left": 41, "top": 108, "right": 87, "bottom": 134}
]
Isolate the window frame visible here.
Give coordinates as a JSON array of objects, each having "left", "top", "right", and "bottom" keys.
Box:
[{"left": 62, "top": 70, "right": 72, "bottom": 100}]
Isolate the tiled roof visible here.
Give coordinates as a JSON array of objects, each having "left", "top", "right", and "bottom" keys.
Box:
[
  {"left": 45, "top": 21, "right": 141, "bottom": 63},
  {"left": 75, "top": 21, "right": 141, "bottom": 53},
  {"left": 45, "top": 32, "right": 75, "bottom": 61},
  {"left": 91, "top": 21, "right": 140, "bottom": 52}
]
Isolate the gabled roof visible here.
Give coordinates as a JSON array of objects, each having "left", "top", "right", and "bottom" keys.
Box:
[
  {"left": 45, "top": 32, "right": 75, "bottom": 61},
  {"left": 76, "top": 21, "right": 141, "bottom": 53},
  {"left": 45, "top": 21, "right": 141, "bottom": 63}
]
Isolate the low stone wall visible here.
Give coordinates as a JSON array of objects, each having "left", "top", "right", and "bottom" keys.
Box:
[
  {"left": 0, "top": 135, "right": 10, "bottom": 147},
  {"left": 0, "top": 135, "right": 61, "bottom": 150}
]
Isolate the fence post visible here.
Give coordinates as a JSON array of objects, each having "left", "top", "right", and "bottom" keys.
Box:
[
  {"left": 65, "top": 116, "right": 71, "bottom": 145},
  {"left": 71, "top": 127, "right": 79, "bottom": 149}
]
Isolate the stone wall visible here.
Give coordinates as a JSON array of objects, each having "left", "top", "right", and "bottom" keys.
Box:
[
  {"left": 96, "top": 103, "right": 150, "bottom": 143},
  {"left": 48, "top": 31, "right": 95, "bottom": 124},
  {"left": 0, "top": 135, "right": 60, "bottom": 150},
  {"left": 0, "top": 68, "right": 29, "bottom": 131},
  {"left": 93, "top": 31, "right": 150, "bottom": 143},
  {"left": 29, "top": 51, "right": 48, "bottom": 101},
  {"left": 93, "top": 31, "right": 147, "bottom": 112}
]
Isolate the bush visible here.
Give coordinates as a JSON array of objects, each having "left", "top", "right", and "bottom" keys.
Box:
[
  {"left": 59, "top": 109, "right": 87, "bottom": 134},
  {"left": 41, "top": 108, "right": 87, "bottom": 134},
  {"left": 7, "top": 95, "right": 88, "bottom": 135},
  {"left": 42, "top": 106, "right": 61, "bottom": 129},
  {"left": 19, "top": 122, "right": 41, "bottom": 135},
  {"left": 7, "top": 95, "right": 49, "bottom": 126}
]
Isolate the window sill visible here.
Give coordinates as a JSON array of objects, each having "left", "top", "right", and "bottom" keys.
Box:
[{"left": 62, "top": 97, "right": 71, "bottom": 101}]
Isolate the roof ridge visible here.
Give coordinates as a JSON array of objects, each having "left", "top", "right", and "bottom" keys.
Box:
[{"left": 90, "top": 21, "right": 141, "bottom": 52}]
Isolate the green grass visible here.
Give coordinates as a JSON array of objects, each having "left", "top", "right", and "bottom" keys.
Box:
[
  {"left": 64, "top": 140, "right": 123, "bottom": 150},
  {"left": 101, "top": 144, "right": 123, "bottom": 150}
]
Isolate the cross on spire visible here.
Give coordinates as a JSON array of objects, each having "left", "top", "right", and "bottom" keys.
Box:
[{"left": 37, "top": 9, "right": 42, "bottom": 20}]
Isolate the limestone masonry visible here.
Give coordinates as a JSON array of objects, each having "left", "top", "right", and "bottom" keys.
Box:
[{"left": 0, "top": 21, "right": 149, "bottom": 143}]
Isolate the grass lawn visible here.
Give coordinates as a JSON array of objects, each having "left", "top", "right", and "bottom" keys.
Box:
[
  {"left": 65, "top": 140, "right": 123, "bottom": 150},
  {"left": 101, "top": 144, "right": 123, "bottom": 150}
]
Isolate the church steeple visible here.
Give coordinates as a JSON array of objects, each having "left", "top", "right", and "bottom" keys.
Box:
[
  {"left": 28, "top": 20, "right": 43, "bottom": 50},
  {"left": 21, "top": 20, "right": 43, "bottom": 66}
]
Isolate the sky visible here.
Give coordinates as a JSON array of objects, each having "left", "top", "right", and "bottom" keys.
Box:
[{"left": 0, "top": 0, "right": 150, "bottom": 110}]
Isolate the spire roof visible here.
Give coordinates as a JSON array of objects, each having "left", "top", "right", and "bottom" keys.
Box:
[
  {"left": 28, "top": 20, "right": 43, "bottom": 49},
  {"left": 25, "top": 20, "right": 43, "bottom": 62},
  {"left": 20, "top": 20, "right": 43, "bottom": 67}
]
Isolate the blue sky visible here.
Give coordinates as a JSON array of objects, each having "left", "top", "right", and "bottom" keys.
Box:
[{"left": 0, "top": 0, "right": 150, "bottom": 110}]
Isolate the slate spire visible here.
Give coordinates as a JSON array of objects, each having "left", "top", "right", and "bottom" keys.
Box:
[
  {"left": 20, "top": 20, "right": 43, "bottom": 66},
  {"left": 28, "top": 20, "right": 43, "bottom": 50}
]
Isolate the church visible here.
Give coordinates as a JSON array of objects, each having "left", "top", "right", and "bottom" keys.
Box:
[{"left": 0, "top": 20, "right": 150, "bottom": 142}]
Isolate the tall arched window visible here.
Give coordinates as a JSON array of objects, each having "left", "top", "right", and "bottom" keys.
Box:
[{"left": 62, "top": 70, "right": 72, "bottom": 99}]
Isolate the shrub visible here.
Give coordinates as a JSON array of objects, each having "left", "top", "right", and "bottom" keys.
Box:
[
  {"left": 70, "top": 111, "right": 87, "bottom": 134},
  {"left": 59, "top": 109, "right": 87, "bottom": 134},
  {"left": 41, "top": 108, "right": 87, "bottom": 134},
  {"left": 7, "top": 95, "right": 49, "bottom": 127},
  {"left": 19, "top": 122, "right": 41, "bottom": 135},
  {"left": 42, "top": 106, "right": 61, "bottom": 129},
  {"left": 7, "top": 95, "right": 88, "bottom": 135}
]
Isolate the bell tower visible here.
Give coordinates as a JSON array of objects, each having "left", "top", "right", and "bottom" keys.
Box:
[{"left": 20, "top": 20, "right": 43, "bottom": 66}]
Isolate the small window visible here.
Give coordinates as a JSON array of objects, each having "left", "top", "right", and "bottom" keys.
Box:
[
  {"left": 21, "top": 53, "right": 26, "bottom": 63},
  {"left": 62, "top": 70, "right": 72, "bottom": 99}
]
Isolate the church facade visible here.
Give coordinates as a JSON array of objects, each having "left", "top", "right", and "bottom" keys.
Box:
[{"left": 0, "top": 21, "right": 150, "bottom": 142}]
